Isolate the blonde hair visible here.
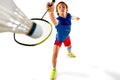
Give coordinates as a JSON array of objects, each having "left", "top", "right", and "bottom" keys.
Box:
[{"left": 56, "top": 1, "right": 68, "bottom": 15}]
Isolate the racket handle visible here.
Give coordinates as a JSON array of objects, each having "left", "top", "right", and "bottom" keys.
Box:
[
  {"left": 41, "top": 0, "right": 55, "bottom": 19},
  {"left": 52, "top": 0, "right": 55, "bottom": 2},
  {"left": 48, "top": 0, "right": 55, "bottom": 7}
]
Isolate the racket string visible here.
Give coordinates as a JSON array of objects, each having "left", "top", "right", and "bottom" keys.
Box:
[{"left": 14, "top": 19, "right": 52, "bottom": 46}]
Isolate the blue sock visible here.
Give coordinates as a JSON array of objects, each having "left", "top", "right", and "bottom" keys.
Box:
[{"left": 67, "top": 47, "right": 71, "bottom": 51}]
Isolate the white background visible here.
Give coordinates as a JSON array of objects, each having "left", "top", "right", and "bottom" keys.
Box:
[{"left": 0, "top": 0, "right": 120, "bottom": 80}]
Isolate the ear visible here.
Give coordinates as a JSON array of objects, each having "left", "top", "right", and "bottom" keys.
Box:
[
  {"left": 67, "top": 7, "right": 68, "bottom": 11},
  {"left": 66, "top": 9, "right": 68, "bottom": 12}
]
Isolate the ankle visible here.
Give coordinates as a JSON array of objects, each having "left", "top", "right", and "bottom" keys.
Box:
[{"left": 52, "top": 68, "right": 56, "bottom": 70}]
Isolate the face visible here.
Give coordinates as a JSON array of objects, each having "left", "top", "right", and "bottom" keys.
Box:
[{"left": 57, "top": 3, "right": 68, "bottom": 16}]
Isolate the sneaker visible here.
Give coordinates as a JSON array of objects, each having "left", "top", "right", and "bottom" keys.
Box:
[
  {"left": 67, "top": 53, "right": 76, "bottom": 58},
  {"left": 50, "top": 69, "right": 56, "bottom": 80}
]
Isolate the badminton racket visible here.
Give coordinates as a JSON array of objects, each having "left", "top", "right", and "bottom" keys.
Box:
[{"left": 13, "top": 0, "right": 55, "bottom": 46}]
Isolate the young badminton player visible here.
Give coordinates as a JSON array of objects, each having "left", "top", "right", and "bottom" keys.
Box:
[{"left": 46, "top": 1, "right": 80, "bottom": 79}]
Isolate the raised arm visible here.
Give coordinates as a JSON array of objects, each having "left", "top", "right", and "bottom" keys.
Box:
[{"left": 46, "top": 2, "right": 58, "bottom": 26}]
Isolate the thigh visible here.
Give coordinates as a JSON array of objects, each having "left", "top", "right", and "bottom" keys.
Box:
[{"left": 54, "top": 38, "right": 62, "bottom": 47}]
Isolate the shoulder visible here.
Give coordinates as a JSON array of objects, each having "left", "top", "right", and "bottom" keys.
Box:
[
  {"left": 67, "top": 13, "right": 72, "bottom": 19},
  {"left": 56, "top": 16, "right": 60, "bottom": 20},
  {"left": 67, "top": 13, "right": 71, "bottom": 16}
]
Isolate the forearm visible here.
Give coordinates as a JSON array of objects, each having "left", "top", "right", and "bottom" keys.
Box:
[
  {"left": 48, "top": 12, "right": 58, "bottom": 26},
  {"left": 72, "top": 16, "right": 80, "bottom": 20}
]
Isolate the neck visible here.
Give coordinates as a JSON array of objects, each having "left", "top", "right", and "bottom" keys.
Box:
[{"left": 59, "top": 13, "right": 67, "bottom": 18}]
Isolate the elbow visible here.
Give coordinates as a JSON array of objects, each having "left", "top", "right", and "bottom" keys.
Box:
[
  {"left": 53, "top": 22, "right": 58, "bottom": 26},
  {"left": 52, "top": 20, "right": 58, "bottom": 26}
]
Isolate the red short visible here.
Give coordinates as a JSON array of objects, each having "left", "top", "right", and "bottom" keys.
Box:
[{"left": 54, "top": 36, "right": 71, "bottom": 47}]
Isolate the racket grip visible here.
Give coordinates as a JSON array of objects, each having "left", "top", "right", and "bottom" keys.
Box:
[
  {"left": 48, "top": 0, "right": 55, "bottom": 7},
  {"left": 52, "top": 0, "right": 55, "bottom": 2}
]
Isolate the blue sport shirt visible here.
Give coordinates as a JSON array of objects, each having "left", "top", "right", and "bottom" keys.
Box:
[{"left": 55, "top": 13, "right": 72, "bottom": 42}]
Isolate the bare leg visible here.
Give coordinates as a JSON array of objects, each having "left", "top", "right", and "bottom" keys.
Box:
[
  {"left": 50, "top": 45, "right": 59, "bottom": 79},
  {"left": 52, "top": 45, "right": 60, "bottom": 68}
]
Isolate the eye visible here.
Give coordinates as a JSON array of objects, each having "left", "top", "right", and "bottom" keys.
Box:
[
  {"left": 58, "top": 6, "right": 61, "bottom": 9},
  {"left": 62, "top": 5, "right": 66, "bottom": 9}
]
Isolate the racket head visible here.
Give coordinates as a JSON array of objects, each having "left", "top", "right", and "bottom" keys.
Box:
[{"left": 14, "top": 18, "right": 52, "bottom": 46}]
